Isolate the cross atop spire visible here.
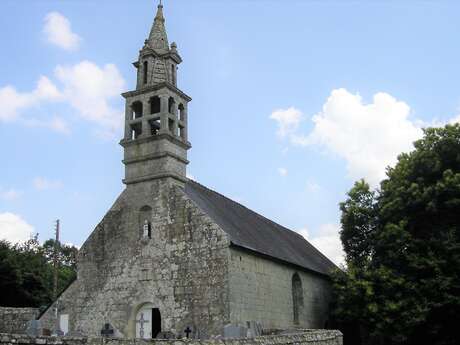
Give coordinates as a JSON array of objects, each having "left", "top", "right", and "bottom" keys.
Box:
[{"left": 147, "top": 0, "right": 169, "bottom": 52}]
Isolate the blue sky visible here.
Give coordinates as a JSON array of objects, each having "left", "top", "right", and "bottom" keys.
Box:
[{"left": 1, "top": 0, "right": 460, "bottom": 265}]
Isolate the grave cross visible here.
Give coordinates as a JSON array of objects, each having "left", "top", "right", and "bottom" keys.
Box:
[
  {"left": 184, "top": 326, "right": 192, "bottom": 339},
  {"left": 136, "top": 313, "right": 150, "bottom": 338},
  {"left": 101, "top": 323, "right": 114, "bottom": 337}
]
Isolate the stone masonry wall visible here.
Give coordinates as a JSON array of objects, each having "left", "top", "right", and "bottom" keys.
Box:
[
  {"left": 40, "top": 180, "right": 231, "bottom": 338},
  {"left": 0, "top": 308, "right": 39, "bottom": 334},
  {"left": 0, "top": 330, "right": 343, "bottom": 345},
  {"left": 228, "top": 249, "right": 331, "bottom": 330}
]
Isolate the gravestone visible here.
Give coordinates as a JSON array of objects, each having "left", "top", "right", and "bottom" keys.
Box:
[
  {"left": 26, "top": 320, "right": 42, "bottom": 337},
  {"left": 246, "top": 321, "right": 262, "bottom": 338},
  {"left": 101, "top": 323, "right": 114, "bottom": 337},
  {"left": 223, "top": 324, "right": 247, "bottom": 339}
]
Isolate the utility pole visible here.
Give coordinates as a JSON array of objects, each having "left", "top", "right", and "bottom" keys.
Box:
[
  {"left": 53, "top": 219, "right": 60, "bottom": 304},
  {"left": 53, "top": 219, "right": 60, "bottom": 334}
]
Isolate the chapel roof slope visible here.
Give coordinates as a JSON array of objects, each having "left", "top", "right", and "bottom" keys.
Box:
[{"left": 185, "top": 180, "right": 338, "bottom": 276}]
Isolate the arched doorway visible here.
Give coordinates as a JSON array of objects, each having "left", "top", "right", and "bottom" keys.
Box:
[{"left": 135, "top": 303, "right": 161, "bottom": 339}]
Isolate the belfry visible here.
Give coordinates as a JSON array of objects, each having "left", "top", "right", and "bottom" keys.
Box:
[
  {"left": 38, "top": 2, "right": 336, "bottom": 339},
  {"left": 121, "top": 2, "right": 191, "bottom": 186}
]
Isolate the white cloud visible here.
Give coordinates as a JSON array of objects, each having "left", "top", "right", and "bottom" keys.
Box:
[
  {"left": 297, "top": 224, "right": 344, "bottom": 266},
  {"left": 33, "top": 177, "right": 63, "bottom": 191},
  {"left": 0, "top": 189, "right": 22, "bottom": 201},
  {"left": 306, "top": 89, "right": 424, "bottom": 186},
  {"left": 0, "top": 76, "right": 61, "bottom": 122},
  {"left": 55, "top": 61, "right": 125, "bottom": 133},
  {"left": 272, "top": 89, "right": 429, "bottom": 187},
  {"left": 0, "top": 213, "right": 35, "bottom": 244},
  {"left": 278, "top": 168, "right": 288, "bottom": 176},
  {"left": 270, "top": 107, "right": 303, "bottom": 138},
  {"left": 0, "top": 61, "right": 125, "bottom": 136},
  {"left": 44, "top": 12, "right": 81, "bottom": 51}
]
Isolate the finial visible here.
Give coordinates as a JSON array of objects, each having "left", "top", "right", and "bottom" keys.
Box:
[{"left": 159, "top": 0, "right": 163, "bottom": 7}]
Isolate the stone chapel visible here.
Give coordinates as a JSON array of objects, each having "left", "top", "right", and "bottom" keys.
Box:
[{"left": 39, "top": 2, "right": 337, "bottom": 339}]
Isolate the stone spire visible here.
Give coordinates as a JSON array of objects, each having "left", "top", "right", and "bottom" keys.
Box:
[{"left": 147, "top": 1, "right": 169, "bottom": 53}]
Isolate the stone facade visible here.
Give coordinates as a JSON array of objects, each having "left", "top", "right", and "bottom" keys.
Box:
[
  {"left": 0, "top": 308, "right": 39, "bottom": 334},
  {"left": 228, "top": 249, "right": 330, "bottom": 330},
  {"left": 0, "top": 331, "right": 343, "bottom": 345},
  {"left": 40, "top": 181, "right": 231, "bottom": 337}
]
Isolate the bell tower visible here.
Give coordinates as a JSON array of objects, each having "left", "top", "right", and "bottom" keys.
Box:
[{"left": 120, "top": 1, "right": 191, "bottom": 186}]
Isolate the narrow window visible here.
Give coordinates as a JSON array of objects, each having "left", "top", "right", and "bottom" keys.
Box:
[
  {"left": 143, "top": 61, "right": 148, "bottom": 84},
  {"left": 292, "top": 273, "right": 304, "bottom": 325},
  {"left": 140, "top": 206, "right": 152, "bottom": 239},
  {"left": 171, "top": 64, "right": 176, "bottom": 85}
]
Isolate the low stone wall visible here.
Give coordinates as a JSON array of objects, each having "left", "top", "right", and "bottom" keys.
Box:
[
  {"left": 0, "top": 308, "right": 39, "bottom": 334},
  {"left": 0, "top": 330, "right": 342, "bottom": 345}
]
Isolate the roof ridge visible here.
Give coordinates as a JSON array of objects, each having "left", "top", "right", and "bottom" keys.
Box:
[{"left": 186, "top": 179, "right": 336, "bottom": 267}]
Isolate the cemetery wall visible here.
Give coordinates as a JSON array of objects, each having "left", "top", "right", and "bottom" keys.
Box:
[
  {"left": 0, "top": 330, "right": 343, "bottom": 345},
  {"left": 0, "top": 308, "right": 39, "bottom": 334},
  {"left": 228, "top": 249, "right": 331, "bottom": 330}
]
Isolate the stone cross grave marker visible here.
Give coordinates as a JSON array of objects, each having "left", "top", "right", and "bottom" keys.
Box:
[{"left": 184, "top": 326, "right": 192, "bottom": 338}]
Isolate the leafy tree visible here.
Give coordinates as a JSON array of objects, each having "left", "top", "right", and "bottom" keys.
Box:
[
  {"left": 332, "top": 124, "right": 460, "bottom": 345},
  {"left": 0, "top": 237, "right": 78, "bottom": 308}
]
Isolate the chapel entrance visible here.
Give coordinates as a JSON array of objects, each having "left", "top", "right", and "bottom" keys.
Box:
[{"left": 135, "top": 304, "right": 161, "bottom": 339}]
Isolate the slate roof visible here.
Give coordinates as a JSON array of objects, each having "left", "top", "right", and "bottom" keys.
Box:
[{"left": 185, "top": 180, "right": 338, "bottom": 276}]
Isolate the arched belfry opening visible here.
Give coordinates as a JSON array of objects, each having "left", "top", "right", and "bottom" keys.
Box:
[
  {"left": 134, "top": 303, "right": 161, "bottom": 339},
  {"left": 292, "top": 273, "right": 304, "bottom": 325},
  {"left": 150, "top": 96, "right": 161, "bottom": 114},
  {"left": 132, "top": 101, "right": 143, "bottom": 119}
]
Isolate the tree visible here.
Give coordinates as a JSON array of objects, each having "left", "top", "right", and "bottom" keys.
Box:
[
  {"left": 332, "top": 124, "right": 460, "bottom": 345},
  {"left": 0, "top": 237, "right": 78, "bottom": 308}
]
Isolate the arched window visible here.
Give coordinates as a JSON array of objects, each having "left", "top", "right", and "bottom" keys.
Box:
[
  {"left": 150, "top": 96, "right": 161, "bottom": 114},
  {"left": 143, "top": 61, "right": 148, "bottom": 84},
  {"left": 292, "top": 273, "right": 303, "bottom": 325},
  {"left": 132, "top": 101, "right": 143, "bottom": 119},
  {"left": 168, "top": 97, "right": 175, "bottom": 114},
  {"left": 139, "top": 205, "right": 152, "bottom": 239}
]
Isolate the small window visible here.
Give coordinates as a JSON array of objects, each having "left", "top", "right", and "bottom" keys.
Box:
[
  {"left": 140, "top": 205, "right": 152, "bottom": 239},
  {"left": 179, "top": 124, "right": 185, "bottom": 139},
  {"left": 171, "top": 64, "right": 176, "bottom": 85},
  {"left": 143, "top": 61, "right": 148, "bottom": 84}
]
